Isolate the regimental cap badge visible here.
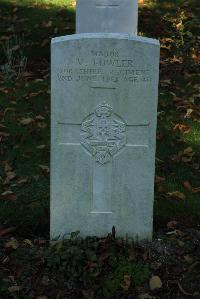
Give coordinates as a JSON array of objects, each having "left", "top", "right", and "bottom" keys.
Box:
[
  {"left": 80, "top": 103, "right": 127, "bottom": 165},
  {"left": 95, "top": 102, "right": 113, "bottom": 117}
]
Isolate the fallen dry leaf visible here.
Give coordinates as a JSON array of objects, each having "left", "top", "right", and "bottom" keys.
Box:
[
  {"left": 183, "top": 147, "right": 194, "bottom": 155},
  {"left": 4, "top": 108, "right": 15, "bottom": 115},
  {"left": 0, "top": 226, "right": 16, "bottom": 237},
  {"left": 41, "top": 39, "right": 49, "bottom": 47},
  {"left": 20, "top": 117, "right": 34, "bottom": 125},
  {"left": 23, "top": 239, "right": 33, "bottom": 246},
  {"left": 183, "top": 181, "right": 192, "bottom": 191},
  {"left": 181, "top": 147, "right": 195, "bottom": 163},
  {"left": 17, "top": 177, "right": 28, "bottom": 185},
  {"left": 28, "top": 91, "right": 43, "bottom": 98},
  {"left": 8, "top": 285, "right": 22, "bottom": 292},
  {"left": 167, "top": 191, "right": 186, "bottom": 200},
  {"left": 167, "top": 220, "right": 179, "bottom": 229},
  {"left": 149, "top": 276, "right": 162, "bottom": 291},
  {"left": 4, "top": 162, "right": 12, "bottom": 172},
  {"left": 11, "top": 45, "right": 20, "bottom": 51},
  {"left": 1, "top": 190, "right": 13, "bottom": 196},
  {"left": 184, "top": 108, "right": 193, "bottom": 119},
  {"left": 173, "top": 123, "right": 191, "bottom": 134},
  {"left": 4, "top": 171, "right": 16, "bottom": 184},
  {"left": 5, "top": 237, "right": 18, "bottom": 250},
  {"left": 182, "top": 156, "right": 193, "bottom": 163},
  {"left": 35, "top": 115, "right": 45, "bottom": 120},
  {"left": 2, "top": 194, "right": 17, "bottom": 201},
  {"left": 176, "top": 21, "right": 183, "bottom": 30},
  {"left": 0, "top": 131, "right": 10, "bottom": 137},
  {"left": 192, "top": 163, "right": 199, "bottom": 170},
  {"left": 160, "top": 79, "right": 171, "bottom": 86},
  {"left": 39, "top": 165, "right": 50, "bottom": 173},
  {"left": 37, "top": 145, "right": 46, "bottom": 149},
  {"left": 192, "top": 187, "right": 200, "bottom": 194},
  {"left": 121, "top": 275, "right": 131, "bottom": 291},
  {"left": 155, "top": 176, "right": 165, "bottom": 184}
]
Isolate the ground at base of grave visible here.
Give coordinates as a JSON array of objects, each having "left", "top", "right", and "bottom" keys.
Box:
[{"left": 0, "top": 226, "right": 200, "bottom": 299}]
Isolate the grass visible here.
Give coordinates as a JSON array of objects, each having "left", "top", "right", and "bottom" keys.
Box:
[{"left": 0, "top": 0, "right": 199, "bottom": 237}]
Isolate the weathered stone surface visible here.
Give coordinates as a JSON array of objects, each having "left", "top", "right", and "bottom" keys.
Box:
[
  {"left": 51, "top": 33, "right": 160, "bottom": 240},
  {"left": 76, "top": 0, "right": 138, "bottom": 34}
]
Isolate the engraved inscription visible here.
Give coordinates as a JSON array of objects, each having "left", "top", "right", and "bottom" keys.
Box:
[
  {"left": 96, "top": 0, "right": 120, "bottom": 8},
  {"left": 81, "top": 103, "right": 126, "bottom": 165},
  {"left": 56, "top": 49, "right": 152, "bottom": 84}
]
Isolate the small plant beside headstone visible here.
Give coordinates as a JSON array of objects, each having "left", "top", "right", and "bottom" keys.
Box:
[{"left": 0, "top": 35, "right": 27, "bottom": 81}]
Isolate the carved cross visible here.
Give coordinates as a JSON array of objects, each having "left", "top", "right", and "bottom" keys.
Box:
[{"left": 58, "top": 86, "right": 149, "bottom": 214}]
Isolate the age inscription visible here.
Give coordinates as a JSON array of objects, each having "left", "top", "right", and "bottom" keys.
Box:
[{"left": 56, "top": 49, "right": 152, "bottom": 84}]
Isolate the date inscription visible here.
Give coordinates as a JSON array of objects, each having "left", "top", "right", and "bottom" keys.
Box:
[{"left": 56, "top": 49, "right": 152, "bottom": 84}]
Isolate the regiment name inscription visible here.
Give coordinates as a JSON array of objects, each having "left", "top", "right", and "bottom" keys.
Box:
[{"left": 56, "top": 49, "right": 152, "bottom": 84}]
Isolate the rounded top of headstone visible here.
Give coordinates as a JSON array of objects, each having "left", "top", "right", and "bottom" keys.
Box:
[{"left": 76, "top": 0, "right": 138, "bottom": 35}]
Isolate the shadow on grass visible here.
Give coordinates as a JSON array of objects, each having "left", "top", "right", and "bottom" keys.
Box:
[{"left": 0, "top": 0, "right": 75, "bottom": 63}]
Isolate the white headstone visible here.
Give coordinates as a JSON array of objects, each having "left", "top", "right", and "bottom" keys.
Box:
[
  {"left": 51, "top": 33, "right": 160, "bottom": 240},
  {"left": 76, "top": 0, "right": 138, "bottom": 35}
]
